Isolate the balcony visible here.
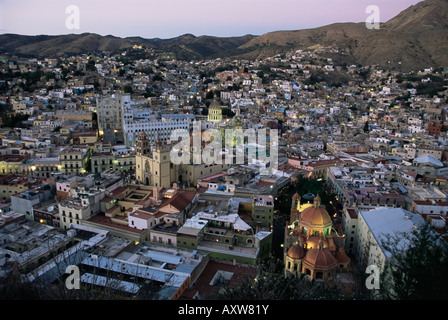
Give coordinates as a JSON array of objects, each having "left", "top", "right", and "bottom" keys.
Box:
[{"left": 204, "top": 227, "right": 234, "bottom": 238}]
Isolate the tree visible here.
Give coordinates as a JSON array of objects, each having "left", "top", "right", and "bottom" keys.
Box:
[
  {"left": 364, "top": 121, "right": 370, "bottom": 133},
  {"left": 222, "top": 108, "right": 235, "bottom": 118},
  {"left": 379, "top": 223, "right": 448, "bottom": 300},
  {"left": 86, "top": 59, "right": 96, "bottom": 72},
  {"left": 1, "top": 113, "right": 30, "bottom": 128},
  {"left": 209, "top": 257, "right": 348, "bottom": 300},
  {"left": 152, "top": 74, "right": 163, "bottom": 82},
  {"left": 274, "top": 174, "right": 338, "bottom": 218},
  {"left": 123, "top": 85, "right": 133, "bottom": 94},
  {"left": 0, "top": 228, "right": 144, "bottom": 300},
  {"left": 205, "top": 90, "right": 214, "bottom": 100},
  {"left": 45, "top": 72, "right": 55, "bottom": 81}
]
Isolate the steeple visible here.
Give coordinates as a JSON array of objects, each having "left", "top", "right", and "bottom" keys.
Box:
[
  {"left": 313, "top": 194, "right": 321, "bottom": 208},
  {"left": 290, "top": 192, "right": 301, "bottom": 224},
  {"left": 155, "top": 133, "right": 162, "bottom": 150},
  {"left": 136, "top": 131, "right": 150, "bottom": 156}
]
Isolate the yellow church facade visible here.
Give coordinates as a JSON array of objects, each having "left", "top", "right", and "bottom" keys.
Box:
[{"left": 284, "top": 193, "right": 351, "bottom": 282}]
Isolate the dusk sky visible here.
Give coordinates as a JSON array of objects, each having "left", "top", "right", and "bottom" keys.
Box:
[{"left": 0, "top": 0, "right": 423, "bottom": 39}]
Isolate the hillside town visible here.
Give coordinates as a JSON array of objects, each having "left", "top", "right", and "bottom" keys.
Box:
[{"left": 0, "top": 44, "right": 447, "bottom": 300}]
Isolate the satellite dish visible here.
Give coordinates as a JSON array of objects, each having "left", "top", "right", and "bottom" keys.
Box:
[{"left": 47, "top": 206, "right": 54, "bottom": 212}]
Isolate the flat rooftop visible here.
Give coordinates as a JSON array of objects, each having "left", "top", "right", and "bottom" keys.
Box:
[
  {"left": 197, "top": 240, "right": 258, "bottom": 258},
  {"left": 360, "top": 207, "right": 425, "bottom": 258}
]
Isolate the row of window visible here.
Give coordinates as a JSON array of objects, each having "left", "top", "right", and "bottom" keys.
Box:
[
  {"left": 2, "top": 189, "right": 21, "bottom": 193},
  {"left": 2, "top": 168, "right": 21, "bottom": 173},
  {"left": 34, "top": 166, "right": 58, "bottom": 171},
  {"left": 94, "top": 160, "right": 133, "bottom": 166},
  {"left": 62, "top": 154, "right": 82, "bottom": 160},
  {"left": 152, "top": 236, "right": 173, "bottom": 245},
  {"left": 61, "top": 210, "right": 80, "bottom": 219},
  {"left": 62, "top": 217, "right": 76, "bottom": 224}
]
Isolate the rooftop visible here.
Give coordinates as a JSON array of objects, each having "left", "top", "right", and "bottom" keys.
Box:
[
  {"left": 360, "top": 207, "right": 425, "bottom": 258},
  {"left": 86, "top": 214, "right": 145, "bottom": 234},
  {"left": 253, "top": 194, "right": 274, "bottom": 207},
  {"left": 413, "top": 154, "right": 443, "bottom": 167}
]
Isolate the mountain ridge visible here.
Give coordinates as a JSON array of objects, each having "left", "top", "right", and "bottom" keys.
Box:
[{"left": 0, "top": 0, "right": 447, "bottom": 71}]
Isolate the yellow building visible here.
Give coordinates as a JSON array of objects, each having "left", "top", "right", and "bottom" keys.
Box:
[
  {"left": 70, "top": 130, "right": 98, "bottom": 145},
  {"left": 207, "top": 100, "right": 223, "bottom": 123},
  {"left": 135, "top": 132, "right": 175, "bottom": 189},
  {"left": 54, "top": 110, "right": 93, "bottom": 121},
  {"left": 0, "top": 174, "right": 42, "bottom": 201},
  {"left": 0, "top": 155, "right": 28, "bottom": 175},
  {"left": 135, "top": 131, "right": 232, "bottom": 189},
  {"left": 59, "top": 147, "right": 90, "bottom": 175},
  {"left": 284, "top": 194, "right": 350, "bottom": 282}
]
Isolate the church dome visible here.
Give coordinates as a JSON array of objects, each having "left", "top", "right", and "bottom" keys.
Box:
[
  {"left": 300, "top": 205, "right": 332, "bottom": 229},
  {"left": 303, "top": 247, "right": 337, "bottom": 270},
  {"left": 209, "top": 99, "right": 222, "bottom": 109},
  {"left": 287, "top": 244, "right": 305, "bottom": 259}
]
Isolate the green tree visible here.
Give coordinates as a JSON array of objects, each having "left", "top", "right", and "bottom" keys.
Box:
[
  {"left": 1, "top": 113, "right": 30, "bottom": 128},
  {"left": 222, "top": 108, "right": 235, "bottom": 118},
  {"left": 274, "top": 175, "right": 338, "bottom": 217},
  {"left": 45, "top": 72, "right": 55, "bottom": 81},
  {"left": 152, "top": 74, "right": 163, "bottom": 81},
  {"left": 205, "top": 90, "right": 214, "bottom": 100},
  {"left": 379, "top": 223, "right": 448, "bottom": 300},
  {"left": 86, "top": 58, "right": 96, "bottom": 71},
  {"left": 210, "top": 257, "right": 347, "bottom": 300},
  {"left": 364, "top": 121, "right": 370, "bottom": 133},
  {"left": 123, "top": 85, "right": 133, "bottom": 94}
]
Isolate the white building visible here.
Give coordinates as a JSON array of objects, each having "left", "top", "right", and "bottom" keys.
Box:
[
  {"left": 353, "top": 207, "right": 425, "bottom": 272},
  {"left": 122, "top": 104, "right": 190, "bottom": 147}
]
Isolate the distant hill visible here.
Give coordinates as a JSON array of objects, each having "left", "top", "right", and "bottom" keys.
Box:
[
  {"left": 232, "top": 0, "right": 448, "bottom": 71},
  {"left": 353, "top": 0, "right": 448, "bottom": 71},
  {"left": 0, "top": 33, "right": 138, "bottom": 58},
  {"left": 0, "top": 0, "right": 447, "bottom": 71},
  {"left": 0, "top": 32, "right": 256, "bottom": 61}
]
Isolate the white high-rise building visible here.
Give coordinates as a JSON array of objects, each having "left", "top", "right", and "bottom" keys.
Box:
[
  {"left": 98, "top": 93, "right": 191, "bottom": 147},
  {"left": 353, "top": 207, "right": 425, "bottom": 272},
  {"left": 122, "top": 104, "right": 191, "bottom": 147}
]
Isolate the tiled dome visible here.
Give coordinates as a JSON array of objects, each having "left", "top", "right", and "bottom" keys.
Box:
[
  {"left": 287, "top": 244, "right": 305, "bottom": 259},
  {"left": 300, "top": 205, "right": 332, "bottom": 229},
  {"left": 303, "top": 247, "right": 337, "bottom": 270}
]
